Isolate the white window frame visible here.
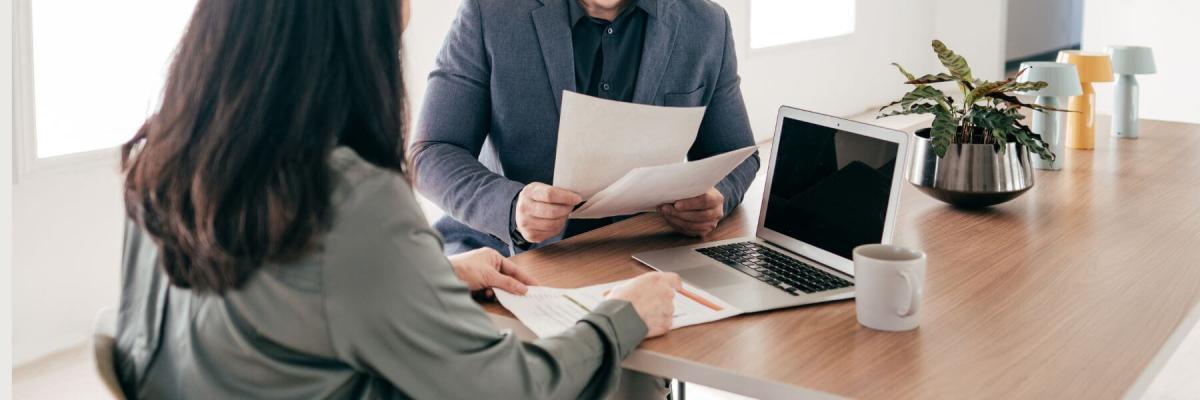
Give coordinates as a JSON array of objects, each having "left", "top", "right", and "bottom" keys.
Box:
[{"left": 12, "top": 0, "right": 123, "bottom": 183}]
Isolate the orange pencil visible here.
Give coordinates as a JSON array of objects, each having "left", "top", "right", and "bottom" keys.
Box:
[{"left": 676, "top": 287, "right": 723, "bottom": 312}]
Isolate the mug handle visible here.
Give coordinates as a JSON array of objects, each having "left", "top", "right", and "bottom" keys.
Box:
[{"left": 896, "top": 270, "right": 922, "bottom": 317}]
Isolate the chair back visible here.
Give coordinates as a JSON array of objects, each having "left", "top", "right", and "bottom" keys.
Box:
[{"left": 91, "top": 308, "right": 126, "bottom": 399}]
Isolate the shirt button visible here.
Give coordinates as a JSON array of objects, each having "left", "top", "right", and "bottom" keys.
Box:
[
  {"left": 601, "top": 82, "right": 611, "bottom": 91},
  {"left": 607, "top": 27, "right": 615, "bottom": 35}
]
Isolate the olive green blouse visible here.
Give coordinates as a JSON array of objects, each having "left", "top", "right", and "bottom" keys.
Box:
[{"left": 114, "top": 147, "right": 648, "bottom": 399}]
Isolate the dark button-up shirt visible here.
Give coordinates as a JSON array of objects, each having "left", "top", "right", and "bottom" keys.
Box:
[
  {"left": 554, "top": 0, "right": 654, "bottom": 238},
  {"left": 568, "top": 0, "right": 653, "bottom": 101},
  {"left": 510, "top": 0, "right": 656, "bottom": 245}
]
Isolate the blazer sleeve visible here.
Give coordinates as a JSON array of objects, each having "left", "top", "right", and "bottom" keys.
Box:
[
  {"left": 687, "top": 9, "right": 761, "bottom": 216},
  {"left": 322, "top": 172, "right": 648, "bottom": 400},
  {"left": 410, "top": 0, "right": 525, "bottom": 243}
]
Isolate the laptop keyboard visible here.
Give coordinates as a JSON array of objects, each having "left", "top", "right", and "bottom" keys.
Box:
[{"left": 695, "top": 242, "right": 853, "bottom": 296}]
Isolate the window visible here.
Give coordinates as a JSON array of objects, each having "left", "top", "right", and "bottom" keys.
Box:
[
  {"left": 750, "top": 0, "right": 856, "bottom": 49},
  {"left": 29, "top": 0, "right": 197, "bottom": 158}
]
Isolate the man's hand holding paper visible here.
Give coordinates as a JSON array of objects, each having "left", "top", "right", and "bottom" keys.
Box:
[
  {"left": 553, "top": 92, "right": 757, "bottom": 224},
  {"left": 570, "top": 145, "right": 757, "bottom": 219},
  {"left": 660, "top": 187, "right": 725, "bottom": 237},
  {"left": 514, "top": 183, "right": 583, "bottom": 243}
]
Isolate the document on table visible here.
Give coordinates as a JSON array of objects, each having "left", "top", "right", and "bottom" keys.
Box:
[
  {"left": 571, "top": 146, "right": 758, "bottom": 219},
  {"left": 495, "top": 280, "right": 743, "bottom": 338},
  {"left": 553, "top": 91, "right": 707, "bottom": 199}
]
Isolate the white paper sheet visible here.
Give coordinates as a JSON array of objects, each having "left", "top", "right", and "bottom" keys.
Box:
[
  {"left": 571, "top": 146, "right": 758, "bottom": 219},
  {"left": 553, "top": 91, "right": 707, "bottom": 199},
  {"left": 495, "top": 280, "right": 743, "bottom": 338}
]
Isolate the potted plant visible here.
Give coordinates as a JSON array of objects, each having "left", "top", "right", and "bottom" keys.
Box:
[{"left": 880, "top": 40, "right": 1065, "bottom": 208}]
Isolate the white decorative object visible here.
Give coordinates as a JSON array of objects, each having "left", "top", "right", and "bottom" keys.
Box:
[
  {"left": 1018, "top": 62, "right": 1082, "bottom": 170},
  {"left": 1107, "top": 46, "right": 1156, "bottom": 139}
]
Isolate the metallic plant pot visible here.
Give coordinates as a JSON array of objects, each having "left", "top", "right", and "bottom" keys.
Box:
[{"left": 908, "top": 128, "right": 1035, "bottom": 208}]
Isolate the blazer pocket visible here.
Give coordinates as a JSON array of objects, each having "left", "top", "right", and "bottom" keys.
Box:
[{"left": 663, "top": 85, "right": 707, "bottom": 107}]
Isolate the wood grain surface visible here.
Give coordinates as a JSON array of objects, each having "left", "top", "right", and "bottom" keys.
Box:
[{"left": 485, "top": 117, "right": 1200, "bottom": 399}]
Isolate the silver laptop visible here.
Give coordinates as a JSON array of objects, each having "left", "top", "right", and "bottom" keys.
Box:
[{"left": 634, "top": 107, "right": 910, "bottom": 313}]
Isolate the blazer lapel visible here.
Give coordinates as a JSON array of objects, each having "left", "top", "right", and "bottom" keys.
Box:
[
  {"left": 633, "top": 0, "right": 678, "bottom": 105},
  {"left": 532, "top": 0, "right": 576, "bottom": 113}
]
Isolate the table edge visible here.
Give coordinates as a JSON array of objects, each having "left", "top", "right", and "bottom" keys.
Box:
[
  {"left": 622, "top": 348, "right": 845, "bottom": 400},
  {"left": 1122, "top": 299, "right": 1200, "bottom": 399},
  {"left": 488, "top": 313, "right": 842, "bottom": 399}
]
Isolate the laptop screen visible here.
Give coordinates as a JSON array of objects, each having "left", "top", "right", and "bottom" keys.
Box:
[{"left": 763, "top": 117, "right": 900, "bottom": 260}]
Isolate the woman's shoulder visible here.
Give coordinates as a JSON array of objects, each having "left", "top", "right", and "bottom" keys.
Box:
[
  {"left": 319, "top": 147, "right": 450, "bottom": 299},
  {"left": 328, "top": 147, "right": 417, "bottom": 209},
  {"left": 324, "top": 147, "right": 435, "bottom": 247}
]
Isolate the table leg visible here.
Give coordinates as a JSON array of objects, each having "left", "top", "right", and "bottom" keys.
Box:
[{"left": 671, "top": 379, "right": 686, "bottom": 400}]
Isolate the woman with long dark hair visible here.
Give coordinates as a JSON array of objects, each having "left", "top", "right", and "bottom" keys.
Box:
[{"left": 115, "top": 0, "right": 679, "bottom": 398}]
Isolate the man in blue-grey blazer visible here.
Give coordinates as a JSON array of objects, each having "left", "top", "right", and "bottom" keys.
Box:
[{"left": 413, "top": 0, "right": 760, "bottom": 257}]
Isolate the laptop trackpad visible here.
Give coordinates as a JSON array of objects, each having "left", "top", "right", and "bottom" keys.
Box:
[{"left": 679, "top": 266, "right": 745, "bottom": 289}]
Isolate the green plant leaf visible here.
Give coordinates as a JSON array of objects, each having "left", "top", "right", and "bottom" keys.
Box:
[
  {"left": 878, "top": 103, "right": 940, "bottom": 118},
  {"left": 890, "top": 63, "right": 917, "bottom": 81},
  {"left": 905, "top": 73, "right": 956, "bottom": 85},
  {"left": 1029, "top": 104, "right": 1074, "bottom": 113},
  {"left": 964, "top": 80, "right": 1007, "bottom": 106},
  {"left": 882, "top": 56, "right": 954, "bottom": 121},
  {"left": 961, "top": 79, "right": 977, "bottom": 94},
  {"left": 930, "top": 108, "right": 957, "bottom": 157},
  {"left": 901, "top": 86, "right": 947, "bottom": 108},
  {"left": 986, "top": 92, "right": 1075, "bottom": 113},
  {"left": 985, "top": 92, "right": 1028, "bottom": 108},
  {"left": 1018, "top": 124, "right": 1047, "bottom": 144},
  {"left": 997, "top": 80, "right": 1049, "bottom": 93},
  {"left": 966, "top": 107, "right": 1031, "bottom": 153},
  {"left": 880, "top": 85, "right": 951, "bottom": 117},
  {"left": 991, "top": 126, "right": 1009, "bottom": 153},
  {"left": 887, "top": 41, "right": 1058, "bottom": 161},
  {"left": 969, "top": 107, "right": 1016, "bottom": 132},
  {"left": 932, "top": 40, "right": 974, "bottom": 83},
  {"left": 1013, "top": 122, "right": 1055, "bottom": 161}
]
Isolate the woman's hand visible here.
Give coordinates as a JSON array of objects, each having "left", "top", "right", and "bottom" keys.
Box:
[
  {"left": 605, "top": 272, "right": 682, "bottom": 338},
  {"left": 448, "top": 248, "right": 539, "bottom": 297}
]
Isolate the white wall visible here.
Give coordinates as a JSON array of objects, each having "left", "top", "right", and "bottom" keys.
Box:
[
  {"left": 1082, "top": 0, "right": 1200, "bottom": 124},
  {"left": 714, "top": 0, "right": 932, "bottom": 142},
  {"left": 9, "top": 0, "right": 128, "bottom": 364},
  {"left": 404, "top": 1, "right": 460, "bottom": 222},
  {"left": 933, "top": 0, "right": 1007, "bottom": 85},
  {"left": 4, "top": 0, "right": 17, "bottom": 391},
  {"left": 12, "top": 163, "right": 124, "bottom": 365},
  {"left": 1007, "top": 0, "right": 1083, "bottom": 60},
  {"left": 715, "top": 0, "right": 1007, "bottom": 142},
  {"left": 405, "top": 1, "right": 459, "bottom": 127}
]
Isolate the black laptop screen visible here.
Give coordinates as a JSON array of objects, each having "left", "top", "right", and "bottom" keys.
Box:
[{"left": 763, "top": 117, "right": 899, "bottom": 260}]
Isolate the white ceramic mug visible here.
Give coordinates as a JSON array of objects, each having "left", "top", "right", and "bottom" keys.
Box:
[{"left": 854, "top": 244, "right": 926, "bottom": 331}]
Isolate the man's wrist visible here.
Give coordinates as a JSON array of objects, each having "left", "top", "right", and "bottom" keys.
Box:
[
  {"left": 511, "top": 227, "right": 532, "bottom": 248},
  {"left": 509, "top": 193, "right": 534, "bottom": 249}
]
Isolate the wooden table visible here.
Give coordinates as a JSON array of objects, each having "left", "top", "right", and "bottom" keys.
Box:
[{"left": 486, "top": 117, "right": 1200, "bottom": 399}]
